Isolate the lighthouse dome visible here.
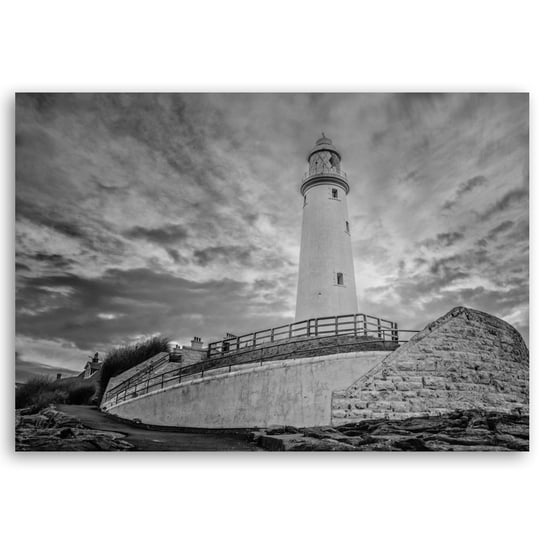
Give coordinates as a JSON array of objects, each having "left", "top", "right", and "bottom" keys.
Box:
[{"left": 307, "top": 133, "right": 342, "bottom": 161}]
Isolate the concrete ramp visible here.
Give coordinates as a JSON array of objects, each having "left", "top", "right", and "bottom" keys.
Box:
[
  {"left": 104, "top": 350, "right": 388, "bottom": 428},
  {"left": 331, "top": 307, "right": 529, "bottom": 426}
]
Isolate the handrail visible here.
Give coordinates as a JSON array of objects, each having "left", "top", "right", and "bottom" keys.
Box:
[
  {"left": 103, "top": 323, "right": 419, "bottom": 408},
  {"left": 103, "top": 352, "right": 170, "bottom": 400},
  {"left": 206, "top": 312, "right": 399, "bottom": 357},
  {"left": 302, "top": 168, "right": 348, "bottom": 182}
]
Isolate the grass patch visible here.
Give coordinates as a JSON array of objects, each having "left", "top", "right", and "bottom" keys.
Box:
[
  {"left": 16, "top": 377, "right": 96, "bottom": 413},
  {"left": 97, "top": 336, "right": 169, "bottom": 402}
]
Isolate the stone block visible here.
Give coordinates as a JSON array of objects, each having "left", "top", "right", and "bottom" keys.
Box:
[
  {"left": 417, "top": 390, "right": 439, "bottom": 399},
  {"left": 421, "top": 376, "right": 447, "bottom": 389},
  {"left": 390, "top": 401, "right": 409, "bottom": 412},
  {"left": 375, "top": 380, "right": 396, "bottom": 391},
  {"left": 351, "top": 409, "right": 373, "bottom": 418}
]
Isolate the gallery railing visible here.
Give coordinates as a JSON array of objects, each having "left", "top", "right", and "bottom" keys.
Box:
[
  {"left": 102, "top": 312, "right": 419, "bottom": 408},
  {"left": 302, "top": 167, "right": 348, "bottom": 183}
]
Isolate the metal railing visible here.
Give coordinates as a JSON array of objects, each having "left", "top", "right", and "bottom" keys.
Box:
[
  {"left": 102, "top": 313, "right": 418, "bottom": 409},
  {"left": 302, "top": 167, "right": 348, "bottom": 183},
  {"left": 207, "top": 313, "right": 398, "bottom": 357},
  {"left": 103, "top": 352, "right": 170, "bottom": 403}
]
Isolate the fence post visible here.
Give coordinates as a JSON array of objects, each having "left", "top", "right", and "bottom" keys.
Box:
[
  {"left": 236, "top": 336, "right": 240, "bottom": 351},
  {"left": 271, "top": 327, "right": 274, "bottom": 343},
  {"left": 377, "top": 318, "right": 382, "bottom": 339},
  {"left": 306, "top": 319, "right": 310, "bottom": 337},
  {"left": 363, "top": 314, "right": 367, "bottom": 336},
  {"left": 315, "top": 318, "right": 318, "bottom": 336},
  {"left": 289, "top": 323, "right": 293, "bottom": 339},
  {"left": 353, "top": 314, "right": 357, "bottom": 336},
  {"left": 335, "top": 316, "right": 339, "bottom": 336},
  {"left": 253, "top": 332, "right": 257, "bottom": 347}
]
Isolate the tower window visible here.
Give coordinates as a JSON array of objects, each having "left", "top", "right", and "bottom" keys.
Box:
[
  {"left": 337, "top": 272, "right": 344, "bottom": 285},
  {"left": 345, "top": 221, "right": 350, "bottom": 233},
  {"left": 303, "top": 195, "right": 307, "bottom": 207},
  {"left": 332, "top": 188, "right": 338, "bottom": 199}
]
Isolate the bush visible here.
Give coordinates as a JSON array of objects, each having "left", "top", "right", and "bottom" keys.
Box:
[
  {"left": 16, "top": 377, "right": 56, "bottom": 411},
  {"left": 67, "top": 383, "right": 96, "bottom": 405},
  {"left": 16, "top": 377, "right": 75, "bottom": 412},
  {"left": 16, "top": 376, "right": 98, "bottom": 412},
  {"left": 97, "top": 336, "right": 169, "bottom": 402}
]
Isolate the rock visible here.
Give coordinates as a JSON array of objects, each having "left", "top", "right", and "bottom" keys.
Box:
[
  {"left": 256, "top": 409, "right": 529, "bottom": 451},
  {"left": 264, "top": 425, "right": 299, "bottom": 435},
  {"left": 58, "top": 428, "right": 75, "bottom": 439},
  {"left": 15, "top": 407, "right": 134, "bottom": 451}
]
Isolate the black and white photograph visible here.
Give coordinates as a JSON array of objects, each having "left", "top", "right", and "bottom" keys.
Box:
[
  {"left": 4, "top": 3, "right": 543, "bottom": 544},
  {"left": 15, "top": 93, "right": 529, "bottom": 452}
]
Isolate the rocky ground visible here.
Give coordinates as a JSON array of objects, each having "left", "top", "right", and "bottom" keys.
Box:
[
  {"left": 16, "top": 406, "right": 529, "bottom": 452},
  {"left": 253, "top": 410, "right": 529, "bottom": 451},
  {"left": 16, "top": 406, "right": 135, "bottom": 451},
  {"left": 15, "top": 404, "right": 261, "bottom": 451}
]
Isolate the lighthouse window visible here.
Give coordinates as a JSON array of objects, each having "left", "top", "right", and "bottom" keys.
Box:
[
  {"left": 337, "top": 272, "right": 344, "bottom": 285},
  {"left": 345, "top": 221, "right": 350, "bottom": 233},
  {"left": 331, "top": 188, "right": 338, "bottom": 199},
  {"left": 303, "top": 195, "right": 307, "bottom": 207}
]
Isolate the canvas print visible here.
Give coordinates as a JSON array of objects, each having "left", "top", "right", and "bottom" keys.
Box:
[{"left": 15, "top": 93, "right": 529, "bottom": 451}]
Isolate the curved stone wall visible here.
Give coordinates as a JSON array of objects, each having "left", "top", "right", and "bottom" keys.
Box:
[{"left": 331, "top": 307, "right": 529, "bottom": 426}]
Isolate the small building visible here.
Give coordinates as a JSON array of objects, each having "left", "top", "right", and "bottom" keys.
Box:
[
  {"left": 83, "top": 352, "right": 102, "bottom": 378},
  {"left": 168, "top": 337, "right": 207, "bottom": 367}
]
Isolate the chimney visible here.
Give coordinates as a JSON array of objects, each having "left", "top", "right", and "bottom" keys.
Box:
[{"left": 191, "top": 336, "right": 203, "bottom": 350}]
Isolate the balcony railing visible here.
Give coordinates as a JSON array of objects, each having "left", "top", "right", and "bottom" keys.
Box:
[{"left": 302, "top": 167, "right": 348, "bottom": 183}]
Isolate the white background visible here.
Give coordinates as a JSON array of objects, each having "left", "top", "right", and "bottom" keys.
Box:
[{"left": 1, "top": 1, "right": 542, "bottom": 543}]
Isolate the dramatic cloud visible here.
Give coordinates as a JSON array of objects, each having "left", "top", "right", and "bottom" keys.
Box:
[
  {"left": 442, "top": 175, "right": 489, "bottom": 210},
  {"left": 125, "top": 224, "right": 189, "bottom": 245},
  {"left": 15, "top": 93, "right": 529, "bottom": 376}
]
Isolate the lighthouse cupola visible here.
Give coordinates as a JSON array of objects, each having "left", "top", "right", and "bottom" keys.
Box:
[{"left": 301, "top": 133, "right": 350, "bottom": 197}]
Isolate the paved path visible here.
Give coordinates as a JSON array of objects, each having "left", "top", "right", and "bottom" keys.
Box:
[{"left": 58, "top": 405, "right": 261, "bottom": 451}]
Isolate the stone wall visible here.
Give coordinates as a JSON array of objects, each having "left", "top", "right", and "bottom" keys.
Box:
[{"left": 331, "top": 307, "right": 529, "bottom": 426}]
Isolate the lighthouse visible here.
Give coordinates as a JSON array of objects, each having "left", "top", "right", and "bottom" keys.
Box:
[{"left": 295, "top": 134, "right": 358, "bottom": 322}]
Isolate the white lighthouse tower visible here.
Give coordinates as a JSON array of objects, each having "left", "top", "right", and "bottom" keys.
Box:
[{"left": 295, "top": 134, "right": 358, "bottom": 322}]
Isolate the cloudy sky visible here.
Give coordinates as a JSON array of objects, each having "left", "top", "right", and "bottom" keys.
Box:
[{"left": 15, "top": 93, "right": 529, "bottom": 378}]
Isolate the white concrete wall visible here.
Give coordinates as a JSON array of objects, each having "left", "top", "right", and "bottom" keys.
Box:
[
  {"left": 105, "top": 351, "right": 387, "bottom": 428},
  {"left": 295, "top": 182, "right": 358, "bottom": 321}
]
